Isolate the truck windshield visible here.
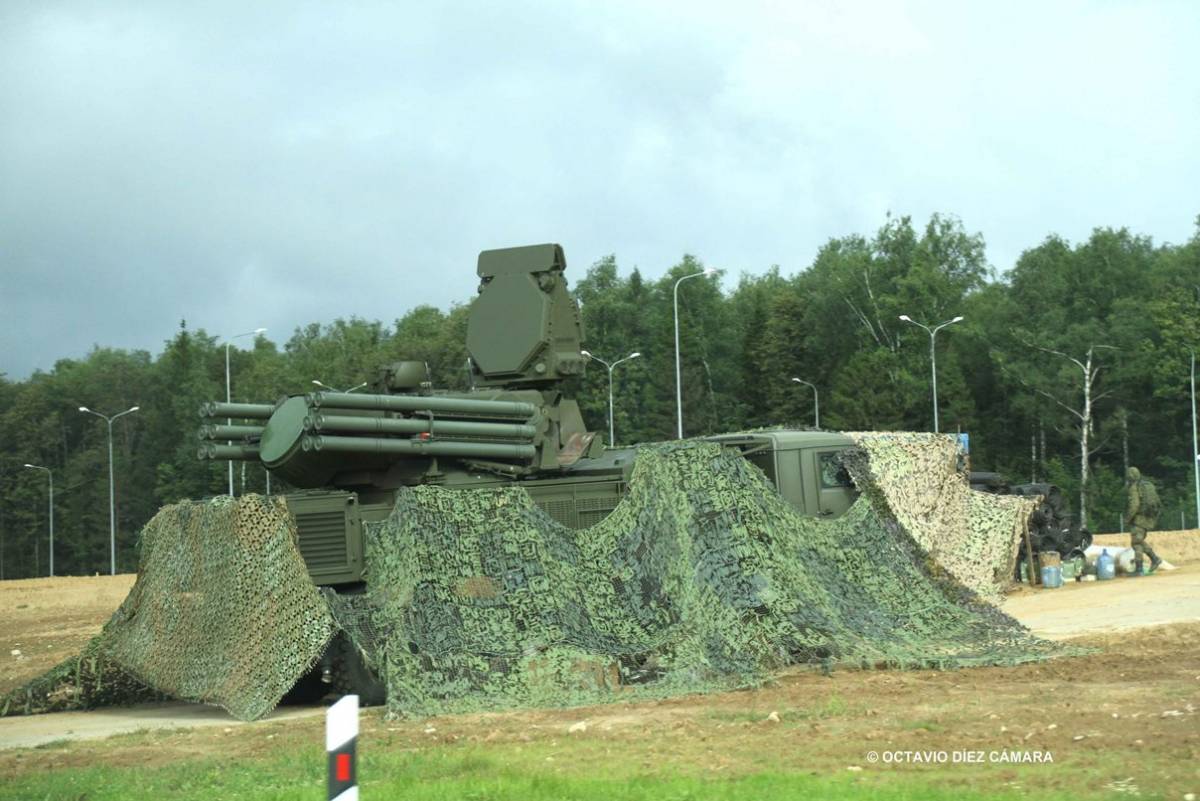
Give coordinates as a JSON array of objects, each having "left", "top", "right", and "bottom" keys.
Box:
[{"left": 819, "top": 451, "right": 853, "bottom": 489}]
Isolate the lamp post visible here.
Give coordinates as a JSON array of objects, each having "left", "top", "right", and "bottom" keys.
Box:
[
  {"left": 79, "top": 405, "right": 139, "bottom": 575},
  {"left": 312, "top": 380, "right": 368, "bottom": 394},
  {"left": 23, "top": 464, "right": 53, "bottom": 576},
  {"left": 790, "top": 378, "right": 820, "bottom": 429},
  {"left": 674, "top": 268, "right": 717, "bottom": 439},
  {"left": 1190, "top": 348, "right": 1199, "bottom": 529},
  {"left": 898, "top": 314, "right": 963, "bottom": 433},
  {"left": 225, "top": 328, "right": 266, "bottom": 496},
  {"left": 582, "top": 350, "right": 641, "bottom": 446}
]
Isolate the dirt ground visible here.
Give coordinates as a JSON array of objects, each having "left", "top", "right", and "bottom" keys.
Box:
[
  {"left": 1002, "top": 563, "right": 1200, "bottom": 638},
  {"left": 1093, "top": 529, "right": 1200, "bottom": 565},
  {"left": 0, "top": 574, "right": 134, "bottom": 696}
]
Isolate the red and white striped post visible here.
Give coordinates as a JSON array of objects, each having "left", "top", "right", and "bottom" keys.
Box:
[{"left": 326, "top": 695, "right": 359, "bottom": 800}]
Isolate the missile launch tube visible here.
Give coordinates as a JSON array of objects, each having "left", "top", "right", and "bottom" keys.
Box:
[
  {"left": 309, "top": 391, "right": 537, "bottom": 418},
  {"left": 198, "top": 443, "right": 261, "bottom": 460},
  {"left": 308, "top": 414, "right": 536, "bottom": 439},
  {"left": 201, "top": 402, "right": 276, "bottom": 420},
  {"left": 303, "top": 435, "right": 536, "bottom": 460},
  {"left": 198, "top": 424, "right": 265, "bottom": 440}
]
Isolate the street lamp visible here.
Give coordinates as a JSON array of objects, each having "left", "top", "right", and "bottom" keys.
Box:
[
  {"left": 674, "top": 267, "right": 717, "bottom": 439},
  {"left": 898, "top": 314, "right": 963, "bottom": 433},
  {"left": 312, "top": 380, "right": 368, "bottom": 394},
  {"left": 790, "top": 378, "right": 820, "bottom": 429},
  {"left": 79, "top": 405, "right": 139, "bottom": 575},
  {"left": 1189, "top": 348, "right": 1199, "bottom": 530},
  {"left": 581, "top": 350, "right": 641, "bottom": 446},
  {"left": 23, "top": 464, "right": 53, "bottom": 576},
  {"left": 225, "top": 328, "right": 267, "bottom": 496}
]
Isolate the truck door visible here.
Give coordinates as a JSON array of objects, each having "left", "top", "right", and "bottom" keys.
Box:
[{"left": 806, "top": 448, "right": 856, "bottom": 519}]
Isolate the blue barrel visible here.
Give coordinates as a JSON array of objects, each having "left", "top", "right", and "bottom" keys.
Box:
[
  {"left": 1040, "top": 564, "right": 1063, "bottom": 589},
  {"left": 1097, "top": 549, "right": 1116, "bottom": 581}
]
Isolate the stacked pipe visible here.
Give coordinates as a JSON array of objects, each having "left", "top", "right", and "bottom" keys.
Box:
[
  {"left": 197, "top": 402, "right": 273, "bottom": 461},
  {"left": 196, "top": 390, "right": 546, "bottom": 480},
  {"left": 298, "top": 391, "right": 540, "bottom": 462}
]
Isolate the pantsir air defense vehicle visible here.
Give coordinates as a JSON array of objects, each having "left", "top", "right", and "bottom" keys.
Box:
[{"left": 197, "top": 243, "right": 858, "bottom": 698}]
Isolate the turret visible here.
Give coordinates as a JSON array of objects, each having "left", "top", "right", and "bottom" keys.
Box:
[
  {"left": 197, "top": 243, "right": 602, "bottom": 488},
  {"left": 466, "top": 243, "right": 588, "bottom": 387}
]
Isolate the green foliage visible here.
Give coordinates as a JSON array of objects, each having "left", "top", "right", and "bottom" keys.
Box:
[{"left": 1, "top": 214, "right": 1198, "bottom": 579}]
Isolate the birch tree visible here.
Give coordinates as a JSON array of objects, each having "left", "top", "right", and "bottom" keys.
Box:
[{"left": 1023, "top": 343, "right": 1117, "bottom": 528}]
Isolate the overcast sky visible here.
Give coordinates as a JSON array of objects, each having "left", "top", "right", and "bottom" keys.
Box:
[{"left": 2, "top": 1, "right": 1198, "bottom": 378}]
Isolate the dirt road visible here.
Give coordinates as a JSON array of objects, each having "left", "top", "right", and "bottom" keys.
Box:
[
  {"left": 1002, "top": 563, "right": 1200, "bottom": 639},
  {"left": 0, "top": 701, "right": 323, "bottom": 750}
]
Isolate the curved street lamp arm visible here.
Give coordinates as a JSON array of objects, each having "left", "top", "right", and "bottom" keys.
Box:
[
  {"left": 612, "top": 352, "right": 641, "bottom": 370},
  {"left": 581, "top": 351, "right": 613, "bottom": 370},
  {"left": 112, "top": 406, "right": 140, "bottom": 422}
]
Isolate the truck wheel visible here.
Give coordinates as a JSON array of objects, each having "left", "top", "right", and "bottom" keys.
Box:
[
  {"left": 281, "top": 665, "right": 331, "bottom": 705},
  {"left": 332, "top": 636, "right": 386, "bottom": 706}
]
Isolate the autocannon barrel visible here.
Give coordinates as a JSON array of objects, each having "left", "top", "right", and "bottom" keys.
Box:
[
  {"left": 308, "top": 391, "right": 537, "bottom": 418},
  {"left": 200, "top": 402, "right": 276, "bottom": 420},
  {"left": 198, "top": 424, "right": 265, "bottom": 440},
  {"left": 198, "top": 443, "right": 261, "bottom": 460},
  {"left": 307, "top": 414, "right": 536, "bottom": 440},
  {"left": 302, "top": 435, "right": 536, "bottom": 460}
]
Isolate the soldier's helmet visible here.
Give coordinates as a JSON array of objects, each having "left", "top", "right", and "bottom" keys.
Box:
[{"left": 1126, "top": 466, "right": 1141, "bottom": 483}]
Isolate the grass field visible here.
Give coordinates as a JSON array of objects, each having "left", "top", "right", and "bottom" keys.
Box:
[
  {"left": 0, "top": 715, "right": 1188, "bottom": 800},
  {"left": 0, "top": 744, "right": 1150, "bottom": 801}
]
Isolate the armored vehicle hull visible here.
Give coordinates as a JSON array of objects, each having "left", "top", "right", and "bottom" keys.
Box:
[{"left": 198, "top": 244, "right": 858, "bottom": 699}]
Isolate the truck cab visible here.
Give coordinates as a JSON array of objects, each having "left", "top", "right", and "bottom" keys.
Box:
[{"left": 704, "top": 430, "right": 858, "bottom": 518}]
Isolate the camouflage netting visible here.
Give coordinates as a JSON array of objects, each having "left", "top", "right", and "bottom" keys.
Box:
[
  {"left": 843, "top": 433, "right": 1038, "bottom": 600},
  {"left": 0, "top": 641, "right": 162, "bottom": 718},
  {"left": 5, "top": 435, "right": 1064, "bottom": 722},
  {"left": 340, "top": 440, "right": 1064, "bottom": 718},
  {"left": 2, "top": 495, "right": 335, "bottom": 721}
]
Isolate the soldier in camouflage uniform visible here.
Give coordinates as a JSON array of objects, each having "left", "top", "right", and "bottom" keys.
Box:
[{"left": 1125, "top": 467, "right": 1163, "bottom": 575}]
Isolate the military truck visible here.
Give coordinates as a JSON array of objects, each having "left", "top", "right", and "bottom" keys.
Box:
[
  {"left": 705, "top": 431, "right": 857, "bottom": 518},
  {"left": 197, "top": 243, "right": 858, "bottom": 698}
]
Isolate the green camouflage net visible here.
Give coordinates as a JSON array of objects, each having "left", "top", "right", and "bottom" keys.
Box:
[
  {"left": 843, "top": 433, "right": 1037, "bottom": 600},
  {"left": 0, "top": 641, "right": 162, "bottom": 718},
  {"left": 5, "top": 435, "right": 1062, "bottom": 722},
  {"left": 346, "top": 440, "right": 1064, "bottom": 718},
  {"left": 2, "top": 495, "right": 335, "bottom": 721}
]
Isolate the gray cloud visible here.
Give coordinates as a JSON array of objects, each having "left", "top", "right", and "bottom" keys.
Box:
[{"left": 2, "top": 1, "right": 1198, "bottom": 377}]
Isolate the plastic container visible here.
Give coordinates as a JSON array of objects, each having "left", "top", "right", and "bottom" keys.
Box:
[
  {"left": 1061, "top": 556, "right": 1086, "bottom": 581},
  {"left": 1085, "top": 545, "right": 1136, "bottom": 574},
  {"left": 1096, "top": 549, "right": 1115, "bottom": 581},
  {"left": 1040, "top": 563, "right": 1063, "bottom": 588}
]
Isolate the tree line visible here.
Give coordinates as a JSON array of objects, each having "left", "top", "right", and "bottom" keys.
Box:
[{"left": 1, "top": 213, "right": 1197, "bottom": 578}]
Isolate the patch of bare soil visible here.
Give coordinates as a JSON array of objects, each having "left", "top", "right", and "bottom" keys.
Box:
[
  {"left": 1002, "top": 563, "right": 1200, "bottom": 638},
  {"left": 0, "top": 575, "right": 134, "bottom": 695},
  {"left": 1092, "top": 529, "right": 1200, "bottom": 565}
]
